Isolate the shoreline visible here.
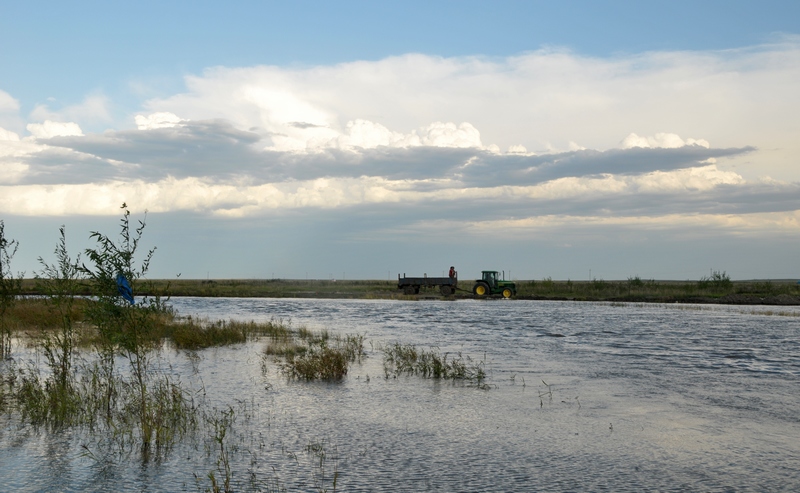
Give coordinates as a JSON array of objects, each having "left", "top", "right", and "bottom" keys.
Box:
[{"left": 20, "top": 278, "right": 800, "bottom": 305}]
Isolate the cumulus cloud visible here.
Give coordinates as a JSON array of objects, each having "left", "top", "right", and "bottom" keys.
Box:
[
  {"left": 321, "top": 120, "right": 482, "bottom": 152},
  {"left": 29, "top": 114, "right": 751, "bottom": 189},
  {"left": 1, "top": 166, "right": 795, "bottom": 219},
  {"left": 135, "top": 112, "right": 183, "bottom": 130},
  {"left": 0, "top": 162, "right": 30, "bottom": 185},
  {"left": 0, "top": 127, "right": 20, "bottom": 141},
  {"left": 26, "top": 120, "right": 84, "bottom": 139},
  {"left": 138, "top": 42, "right": 800, "bottom": 163},
  {"left": 0, "top": 90, "right": 20, "bottom": 113},
  {"left": 620, "top": 132, "right": 710, "bottom": 149},
  {"left": 0, "top": 38, "right": 798, "bottom": 266}
]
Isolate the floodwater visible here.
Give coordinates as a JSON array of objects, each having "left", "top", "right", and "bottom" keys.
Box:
[{"left": 2, "top": 298, "right": 800, "bottom": 492}]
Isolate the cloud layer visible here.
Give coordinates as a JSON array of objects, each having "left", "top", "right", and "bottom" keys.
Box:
[{"left": 1, "top": 41, "right": 799, "bottom": 279}]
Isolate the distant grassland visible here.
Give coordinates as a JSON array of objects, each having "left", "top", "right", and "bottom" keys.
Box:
[{"left": 21, "top": 277, "right": 800, "bottom": 304}]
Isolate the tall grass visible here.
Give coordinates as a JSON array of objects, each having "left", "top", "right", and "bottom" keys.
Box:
[
  {"left": 167, "top": 317, "right": 291, "bottom": 349},
  {"left": 382, "top": 343, "right": 487, "bottom": 386},
  {"left": 0, "top": 220, "right": 23, "bottom": 357},
  {"left": 264, "top": 329, "right": 365, "bottom": 381}
]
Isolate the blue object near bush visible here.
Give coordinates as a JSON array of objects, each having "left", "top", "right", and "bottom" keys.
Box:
[{"left": 116, "top": 273, "right": 134, "bottom": 304}]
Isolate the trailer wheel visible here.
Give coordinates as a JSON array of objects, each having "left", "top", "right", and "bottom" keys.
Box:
[
  {"left": 403, "top": 285, "right": 416, "bottom": 295},
  {"left": 440, "top": 285, "right": 452, "bottom": 296},
  {"left": 473, "top": 283, "right": 489, "bottom": 296},
  {"left": 502, "top": 288, "right": 513, "bottom": 298}
]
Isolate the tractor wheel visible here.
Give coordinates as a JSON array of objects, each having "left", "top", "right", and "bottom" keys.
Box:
[
  {"left": 502, "top": 288, "right": 513, "bottom": 299},
  {"left": 473, "top": 283, "right": 489, "bottom": 296}
]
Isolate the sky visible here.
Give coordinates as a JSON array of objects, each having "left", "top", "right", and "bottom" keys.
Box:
[{"left": 1, "top": 0, "right": 799, "bottom": 281}]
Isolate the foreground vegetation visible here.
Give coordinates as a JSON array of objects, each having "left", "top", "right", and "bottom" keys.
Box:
[{"left": 0, "top": 206, "right": 490, "bottom": 492}]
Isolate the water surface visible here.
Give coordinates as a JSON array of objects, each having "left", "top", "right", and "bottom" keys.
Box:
[{"left": 2, "top": 299, "right": 799, "bottom": 491}]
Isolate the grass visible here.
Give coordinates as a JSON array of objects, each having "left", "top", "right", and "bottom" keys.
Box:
[
  {"left": 382, "top": 342, "right": 488, "bottom": 386},
  {"left": 111, "top": 278, "right": 400, "bottom": 299},
  {"left": 1, "top": 296, "right": 371, "bottom": 482},
  {"left": 514, "top": 275, "right": 800, "bottom": 303},
  {"left": 167, "top": 317, "right": 293, "bottom": 349},
  {"left": 263, "top": 328, "right": 365, "bottom": 381},
  {"left": 18, "top": 276, "right": 799, "bottom": 304}
]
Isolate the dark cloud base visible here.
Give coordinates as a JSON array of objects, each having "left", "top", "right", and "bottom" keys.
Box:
[{"left": 16, "top": 119, "right": 756, "bottom": 188}]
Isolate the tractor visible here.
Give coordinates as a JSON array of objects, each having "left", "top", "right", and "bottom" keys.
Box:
[{"left": 472, "top": 271, "right": 516, "bottom": 298}]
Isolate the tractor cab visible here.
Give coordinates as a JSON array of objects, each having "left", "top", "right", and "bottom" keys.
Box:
[{"left": 482, "top": 271, "right": 500, "bottom": 288}]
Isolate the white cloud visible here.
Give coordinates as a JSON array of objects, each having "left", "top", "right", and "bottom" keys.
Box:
[
  {"left": 0, "top": 90, "right": 20, "bottom": 113},
  {"left": 0, "top": 134, "right": 44, "bottom": 183},
  {"left": 26, "top": 120, "right": 84, "bottom": 139},
  {"left": 0, "top": 162, "right": 765, "bottom": 216},
  {"left": 418, "top": 122, "right": 482, "bottom": 148},
  {"left": 461, "top": 210, "right": 800, "bottom": 237},
  {"left": 0, "top": 40, "right": 797, "bottom": 260},
  {"left": 331, "top": 119, "right": 409, "bottom": 150},
  {"left": 0, "top": 127, "right": 20, "bottom": 141},
  {"left": 133, "top": 42, "right": 800, "bottom": 181},
  {"left": 29, "top": 94, "right": 112, "bottom": 125},
  {"left": 631, "top": 164, "right": 743, "bottom": 191},
  {"left": 280, "top": 119, "right": 483, "bottom": 152},
  {"left": 620, "top": 132, "right": 710, "bottom": 149},
  {"left": 135, "top": 112, "right": 183, "bottom": 130},
  {"left": 0, "top": 162, "right": 29, "bottom": 184}
]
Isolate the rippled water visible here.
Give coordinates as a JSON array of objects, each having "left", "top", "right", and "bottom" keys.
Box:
[{"left": 2, "top": 298, "right": 799, "bottom": 492}]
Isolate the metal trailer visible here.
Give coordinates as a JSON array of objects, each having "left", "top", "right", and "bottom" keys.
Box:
[{"left": 397, "top": 274, "right": 458, "bottom": 295}]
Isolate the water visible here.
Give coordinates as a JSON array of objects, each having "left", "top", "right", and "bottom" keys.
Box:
[{"left": 2, "top": 298, "right": 799, "bottom": 491}]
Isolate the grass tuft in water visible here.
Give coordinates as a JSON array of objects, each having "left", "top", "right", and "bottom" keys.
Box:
[
  {"left": 263, "top": 327, "right": 365, "bottom": 381},
  {"left": 382, "top": 343, "right": 487, "bottom": 386}
]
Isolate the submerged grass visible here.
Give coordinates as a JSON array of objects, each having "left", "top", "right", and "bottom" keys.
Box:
[
  {"left": 167, "top": 317, "right": 292, "bottom": 350},
  {"left": 264, "top": 328, "right": 365, "bottom": 381},
  {"left": 382, "top": 342, "right": 488, "bottom": 386}
]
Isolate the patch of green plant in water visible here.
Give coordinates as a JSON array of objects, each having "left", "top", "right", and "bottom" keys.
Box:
[
  {"left": 263, "top": 328, "right": 365, "bottom": 381},
  {"left": 167, "top": 317, "right": 292, "bottom": 350},
  {"left": 382, "top": 342, "right": 487, "bottom": 386}
]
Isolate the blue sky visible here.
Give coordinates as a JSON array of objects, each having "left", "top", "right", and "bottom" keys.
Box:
[{"left": 1, "top": 1, "right": 799, "bottom": 281}]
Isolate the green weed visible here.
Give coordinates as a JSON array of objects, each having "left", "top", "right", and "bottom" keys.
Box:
[{"left": 382, "top": 343, "right": 487, "bottom": 386}]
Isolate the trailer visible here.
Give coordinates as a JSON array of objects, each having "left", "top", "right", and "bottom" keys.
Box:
[{"left": 398, "top": 273, "right": 458, "bottom": 296}]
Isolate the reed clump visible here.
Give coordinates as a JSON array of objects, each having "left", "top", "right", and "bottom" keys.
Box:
[
  {"left": 168, "top": 317, "right": 291, "bottom": 349},
  {"left": 264, "top": 328, "right": 365, "bottom": 381},
  {"left": 382, "top": 342, "right": 487, "bottom": 385}
]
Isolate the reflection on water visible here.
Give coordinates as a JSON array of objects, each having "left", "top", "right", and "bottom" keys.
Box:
[{"left": 2, "top": 299, "right": 799, "bottom": 491}]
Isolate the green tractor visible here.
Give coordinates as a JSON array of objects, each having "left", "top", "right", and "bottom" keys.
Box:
[{"left": 472, "top": 271, "right": 516, "bottom": 298}]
